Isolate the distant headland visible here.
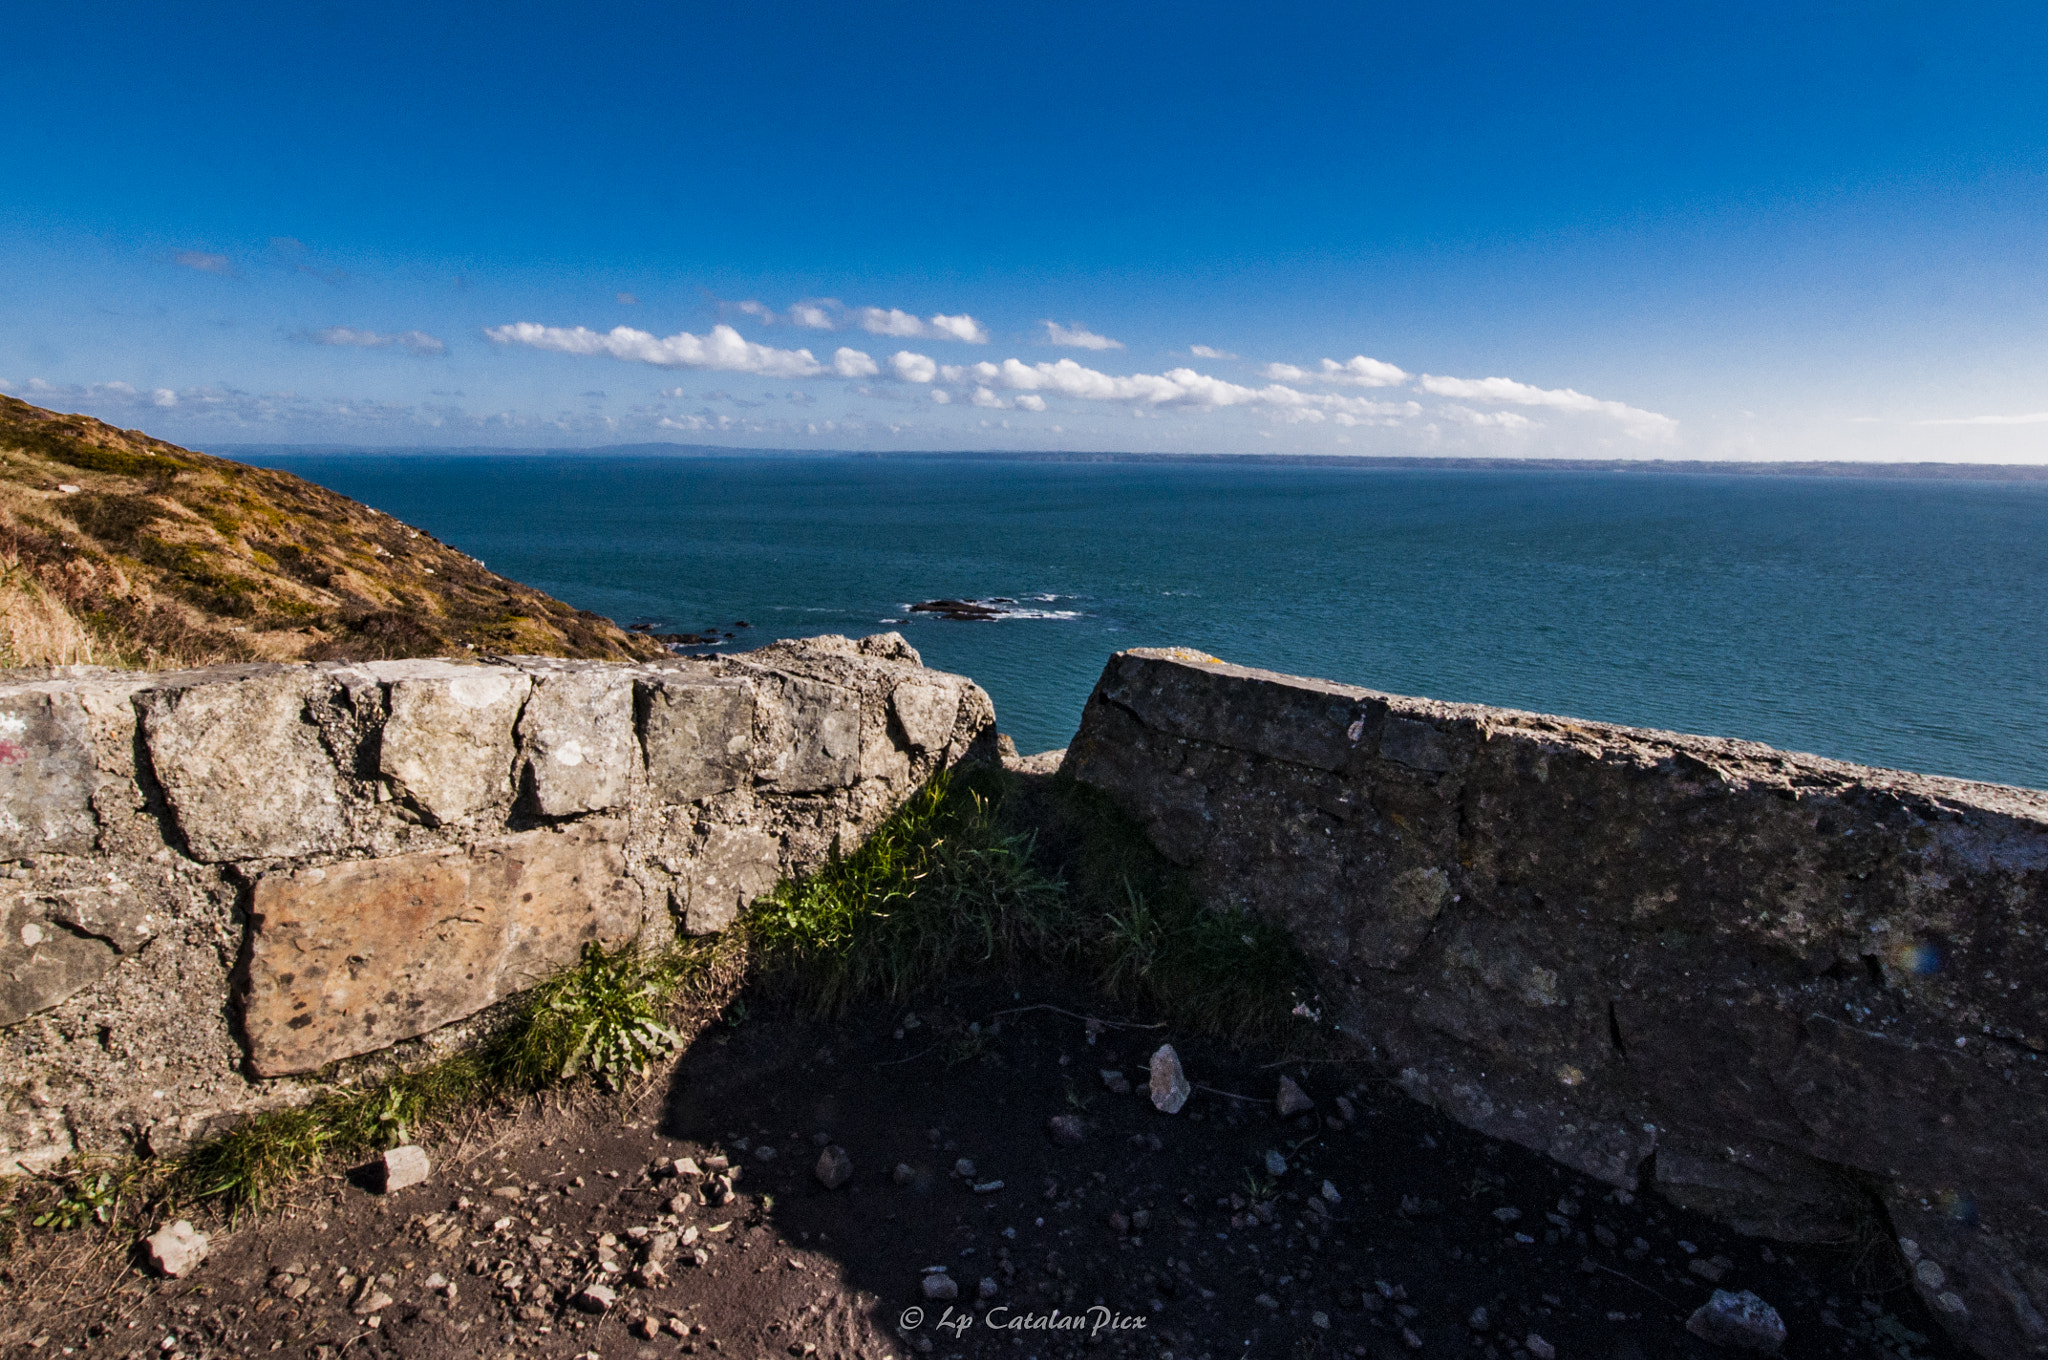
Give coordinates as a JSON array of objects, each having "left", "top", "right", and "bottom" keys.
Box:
[{"left": 222, "top": 442, "right": 2048, "bottom": 482}]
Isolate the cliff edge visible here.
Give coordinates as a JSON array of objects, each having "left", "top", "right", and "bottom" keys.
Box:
[{"left": 0, "top": 395, "right": 663, "bottom": 669}]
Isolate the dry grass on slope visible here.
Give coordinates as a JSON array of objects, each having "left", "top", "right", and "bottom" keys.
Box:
[{"left": 0, "top": 395, "right": 665, "bottom": 671}]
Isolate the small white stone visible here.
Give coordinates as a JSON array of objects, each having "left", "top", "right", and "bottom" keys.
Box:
[
  {"left": 142, "top": 1220, "right": 209, "bottom": 1278},
  {"left": 1149, "top": 1045, "right": 1191, "bottom": 1114}
]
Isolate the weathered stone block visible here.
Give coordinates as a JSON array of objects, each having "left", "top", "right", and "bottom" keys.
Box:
[
  {"left": 242, "top": 822, "right": 644, "bottom": 1074},
  {"left": 639, "top": 674, "right": 754, "bottom": 803},
  {"left": 756, "top": 676, "right": 859, "bottom": 792},
  {"left": 675, "top": 825, "right": 780, "bottom": 935},
  {"left": 889, "top": 682, "right": 960, "bottom": 752},
  {"left": 374, "top": 661, "right": 530, "bottom": 823},
  {"left": 0, "top": 882, "right": 156, "bottom": 1025},
  {"left": 139, "top": 670, "right": 349, "bottom": 861},
  {"left": 518, "top": 670, "right": 636, "bottom": 816},
  {"left": 0, "top": 688, "right": 100, "bottom": 859}
]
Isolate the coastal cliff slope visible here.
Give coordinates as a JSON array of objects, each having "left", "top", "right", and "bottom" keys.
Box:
[{"left": 0, "top": 396, "right": 662, "bottom": 669}]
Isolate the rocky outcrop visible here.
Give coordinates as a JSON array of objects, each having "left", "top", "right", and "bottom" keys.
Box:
[
  {"left": 1065, "top": 647, "right": 2048, "bottom": 1359},
  {"left": 1, "top": 634, "right": 992, "bottom": 1171}
]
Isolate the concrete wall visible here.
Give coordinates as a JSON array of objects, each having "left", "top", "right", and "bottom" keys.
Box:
[
  {"left": 1, "top": 634, "right": 992, "bottom": 1173},
  {"left": 1065, "top": 647, "right": 2048, "bottom": 1359}
]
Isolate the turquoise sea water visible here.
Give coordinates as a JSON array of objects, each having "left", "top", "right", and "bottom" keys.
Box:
[{"left": 237, "top": 454, "right": 2048, "bottom": 791}]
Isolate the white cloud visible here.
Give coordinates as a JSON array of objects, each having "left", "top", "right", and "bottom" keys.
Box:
[
  {"left": 789, "top": 301, "right": 837, "bottom": 330},
  {"left": 486, "top": 321, "right": 823, "bottom": 378},
  {"left": 1912, "top": 411, "right": 2048, "bottom": 425},
  {"left": 1417, "top": 374, "right": 1675, "bottom": 438},
  {"left": 971, "top": 386, "right": 1010, "bottom": 409},
  {"left": 832, "top": 347, "right": 880, "bottom": 379},
  {"left": 172, "top": 250, "right": 233, "bottom": 275},
  {"left": 1015, "top": 394, "right": 1047, "bottom": 412},
  {"left": 891, "top": 350, "right": 938, "bottom": 383},
  {"left": 1265, "top": 355, "right": 1410, "bottom": 387},
  {"left": 930, "top": 313, "right": 990, "bottom": 344},
  {"left": 306, "top": 326, "right": 447, "bottom": 356},
  {"left": 901, "top": 354, "right": 1417, "bottom": 424},
  {"left": 1189, "top": 345, "right": 1237, "bottom": 360},
  {"left": 736, "top": 300, "right": 776, "bottom": 323},
  {"left": 853, "top": 307, "right": 988, "bottom": 343},
  {"left": 858, "top": 307, "right": 928, "bottom": 338},
  {"left": 1043, "top": 321, "right": 1124, "bottom": 351},
  {"left": 1439, "top": 406, "right": 1535, "bottom": 429},
  {"left": 930, "top": 389, "right": 951, "bottom": 404}
]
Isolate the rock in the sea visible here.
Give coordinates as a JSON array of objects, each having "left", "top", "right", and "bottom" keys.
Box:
[
  {"left": 1686, "top": 1290, "right": 1787, "bottom": 1353},
  {"left": 922, "top": 1272, "right": 959, "bottom": 1301},
  {"left": 1149, "top": 1044, "right": 1191, "bottom": 1114},
  {"left": 816, "top": 1145, "right": 853, "bottom": 1189},
  {"left": 377, "top": 1144, "right": 431, "bottom": 1194},
  {"left": 1275, "top": 1075, "right": 1314, "bottom": 1117},
  {"left": 143, "top": 1219, "right": 209, "bottom": 1278},
  {"left": 1047, "top": 1115, "right": 1086, "bottom": 1147}
]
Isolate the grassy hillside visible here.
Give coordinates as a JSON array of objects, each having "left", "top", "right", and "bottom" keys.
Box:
[{"left": 0, "top": 396, "right": 664, "bottom": 670}]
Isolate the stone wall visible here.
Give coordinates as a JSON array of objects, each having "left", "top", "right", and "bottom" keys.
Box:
[
  {"left": 1064, "top": 647, "right": 2048, "bottom": 1358},
  {"left": 1, "top": 634, "right": 992, "bottom": 1172}
]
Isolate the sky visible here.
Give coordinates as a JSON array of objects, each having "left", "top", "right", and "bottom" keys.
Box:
[{"left": 3, "top": 1, "right": 2047, "bottom": 461}]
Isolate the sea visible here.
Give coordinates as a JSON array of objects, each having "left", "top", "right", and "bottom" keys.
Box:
[{"left": 234, "top": 453, "right": 2048, "bottom": 792}]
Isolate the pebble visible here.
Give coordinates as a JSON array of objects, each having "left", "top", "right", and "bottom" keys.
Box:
[
  {"left": 816, "top": 1145, "right": 854, "bottom": 1189},
  {"left": 979, "top": 1276, "right": 999, "bottom": 1299},
  {"left": 629, "top": 1317, "right": 658, "bottom": 1340},
  {"left": 953, "top": 1158, "right": 977, "bottom": 1178},
  {"left": 893, "top": 1163, "right": 916, "bottom": 1185},
  {"left": 1467, "top": 1306, "right": 1489, "bottom": 1331},
  {"left": 971, "top": 1180, "right": 1005, "bottom": 1194},
  {"left": 1100, "top": 1069, "right": 1131, "bottom": 1095},
  {"left": 1526, "top": 1334, "right": 1556, "bottom": 1360},
  {"left": 921, "top": 1273, "right": 959, "bottom": 1301},
  {"left": 754, "top": 1145, "right": 778, "bottom": 1162},
  {"left": 1275, "top": 1075, "right": 1314, "bottom": 1117},
  {"left": 1149, "top": 1045, "right": 1191, "bottom": 1114},
  {"left": 376, "top": 1145, "right": 431, "bottom": 1194},
  {"left": 1046, "top": 1115, "right": 1086, "bottom": 1147},
  {"left": 1685, "top": 1289, "right": 1787, "bottom": 1354},
  {"left": 1321, "top": 1180, "right": 1341, "bottom": 1204},
  {"left": 1262, "top": 1149, "right": 1287, "bottom": 1177},
  {"left": 673, "top": 1156, "right": 702, "bottom": 1177},
  {"left": 574, "top": 1284, "right": 618, "bottom": 1314},
  {"left": 142, "top": 1220, "right": 209, "bottom": 1278}
]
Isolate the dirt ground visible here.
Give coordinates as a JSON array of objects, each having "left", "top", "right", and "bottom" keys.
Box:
[{"left": 3, "top": 974, "right": 1962, "bottom": 1360}]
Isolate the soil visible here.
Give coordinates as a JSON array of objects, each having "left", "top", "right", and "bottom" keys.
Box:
[{"left": 3, "top": 977, "right": 1962, "bottom": 1360}]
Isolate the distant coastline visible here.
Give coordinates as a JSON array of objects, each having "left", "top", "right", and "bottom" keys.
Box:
[{"left": 222, "top": 443, "right": 2048, "bottom": 482}]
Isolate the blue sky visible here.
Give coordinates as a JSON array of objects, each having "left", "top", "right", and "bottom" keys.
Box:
[{"left": 4, "top": 1, "right": 2046, "bottom": 460}]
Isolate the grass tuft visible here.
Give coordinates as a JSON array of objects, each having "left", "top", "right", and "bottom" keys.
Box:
[{"left": 747, "top": 768, "right": 1070, "bottom": 1013}]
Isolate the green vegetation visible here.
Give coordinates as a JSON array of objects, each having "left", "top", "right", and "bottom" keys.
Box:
[{"left": 748, "top": 768, "right": 1071, "bottom": 1012}]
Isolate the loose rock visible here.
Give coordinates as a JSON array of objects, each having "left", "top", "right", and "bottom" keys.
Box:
[
  {"left": 1262, "top": 1149, "right": 1287, "bottom": 1177},
  {"left": 574, "top": 1283, "right": 618, "bottom": 1314},
  {"left": 376, "top": 1145, "right": 430, "bottom": 1194},
  {"left": 1526, "top": 1335, "right": 1556, "bottom": 1360},
  {"left": 1046, "top": 1115, "right": 1086, "bottom": 1147},
  {"left": 921, "top": 1273, "right": 959, "bottom": 1301},
  {"left": 1100, "top": 1069, "right": 1131, "bottom": 1095},
  {"left": 893, "top": 1162, "right": 916, "bottom": 1185},
  {"left": 1685, "top": 1289, "right": 1787, "bottom": 1354},
  {"left": 1275, "top": 1075, "right": 1314, "bottom": 1117},
  {"left": 1149, "top": 1044, "right": 1191, "bottom": 1114},
  {"left": 142, "top": 1220, "right": 209, "bottom": 1278},
  {"left": 815, "top": 1144, "right": 853, "bottom": 1190}
]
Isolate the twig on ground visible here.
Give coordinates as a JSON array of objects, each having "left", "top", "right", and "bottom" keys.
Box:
[
  {"left": 1584, "top": 1259, "right": 1685, "bottom": 1312},
  {"left": 873, "top": 1045, "right": 942, "bottom": 1067},
  {"left": 991, "top": 1004, "right": 1165, "bottom": 1031},
  {"left": 1193, "top": 1084, "right": 1261, "bottom": 1103}
]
